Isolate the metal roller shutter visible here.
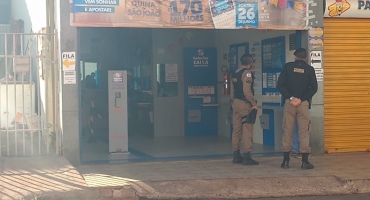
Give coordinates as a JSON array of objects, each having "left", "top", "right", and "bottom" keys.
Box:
[{"left": 324, "top": 18, "right": 370, "bottom": 153}]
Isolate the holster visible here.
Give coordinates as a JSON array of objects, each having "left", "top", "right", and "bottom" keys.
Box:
[{"left": 245, "top": 109, "right": 257, "bottom": 124}]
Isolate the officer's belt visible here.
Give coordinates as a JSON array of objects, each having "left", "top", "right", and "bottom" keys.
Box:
[{"left": 235, "top": 98, "right": 251, "bottom": 104}]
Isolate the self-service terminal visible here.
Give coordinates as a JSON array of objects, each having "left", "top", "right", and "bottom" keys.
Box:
[{"left": 108, "top": 70, "right": 130, "bottom": 154}]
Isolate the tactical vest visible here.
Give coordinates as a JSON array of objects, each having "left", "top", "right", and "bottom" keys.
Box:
[{"left": 232, "top": 69, "right": 254, "bottom": 101}]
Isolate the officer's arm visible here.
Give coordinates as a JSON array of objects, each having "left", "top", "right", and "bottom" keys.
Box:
[
  {"left": 230, "top": 74, "right": 234, "bottom": 101},
  {"left": 242, "top": 71, "right": 257, "bottom": 107},
  {"left": 277, "top": 65, "right": 293, "bottom": 98},
  {"left": 301, "top": 67, "right": 318, "bottom": 101}
]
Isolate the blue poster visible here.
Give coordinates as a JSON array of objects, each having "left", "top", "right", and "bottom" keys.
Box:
[
  {"left": 210, "top": 0, "right": 235, "bottom": 17},
  {"left": 235, "top": 2, "right": 258, "bottom": 28}
]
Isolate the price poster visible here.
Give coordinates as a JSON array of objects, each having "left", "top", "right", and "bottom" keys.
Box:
[{"left": 236, "top": 2, "right": 258, "bottom": 28}]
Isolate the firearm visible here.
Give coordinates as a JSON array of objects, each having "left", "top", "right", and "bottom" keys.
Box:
[{"left": 246, "top": 108, "right": 257, "bottom": 124}]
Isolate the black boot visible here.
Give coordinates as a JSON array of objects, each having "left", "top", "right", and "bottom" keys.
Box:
[
  {"left": 232, "top": 150, "right": 243, "bottom": 164},
  {"left": 281, "top": 152, "right": 290, "bottom": 169},
  {"left": 301, "top": 153, "right": 314, "bottom": 170},
  {"left": 243, "top": 152, "right": 259, "bottom": 165}
]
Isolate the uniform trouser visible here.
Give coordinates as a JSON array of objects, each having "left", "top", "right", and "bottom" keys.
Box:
[
  {"left": 232, "top": 99, "right": 253, "bottom": 153},
  {"left": 292, "top": 122, "right": 299, "bottom": 154},
  {"left": 282, "top": 99, "right": 311, "bottom": 153}
]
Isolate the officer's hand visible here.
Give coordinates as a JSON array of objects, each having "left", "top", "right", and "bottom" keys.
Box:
[
  {"left": 252, "top": 105, "right": 258, "bottom": 110},
  {"left": 290, "top": 100, "right": 299, "bottom": 107},
  {"left": 290, "top": 98, "right": 301, "bottom": 107}
]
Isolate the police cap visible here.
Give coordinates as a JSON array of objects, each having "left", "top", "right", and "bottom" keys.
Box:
[
  {"left": 293, "top": 48, "right": 307, "bottom": 59},
  {"left": 294, "top": 48, "right": 306, "bottom": 56}
]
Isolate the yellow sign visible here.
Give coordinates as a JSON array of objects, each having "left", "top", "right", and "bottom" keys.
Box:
[
  {"left": 327, "top": 0, "right": 351, "bottom": 17},
  {"left": 309, "top": 27, "right": 324, "bottom": 38},
  {"left": 63, "top": 59, "right": 76, "bottom": 68},
  {"left": 62, "top": 52, "right": 76, "bottom": 71},
  {"left": 309, "top": 38, "right": 324, "bottom": 50},
  {"left": 308, "top": 26, "right": 324, "bottom": 50}
]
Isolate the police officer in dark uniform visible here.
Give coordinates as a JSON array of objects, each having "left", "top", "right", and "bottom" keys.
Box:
[
  {"left": 277, "top": 48, "right": 318, "bottom": 170},
  {"left": 230, "top": 54, "right": 259, "bottom": 165}
]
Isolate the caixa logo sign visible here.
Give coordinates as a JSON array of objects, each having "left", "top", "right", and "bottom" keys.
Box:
[{"left": 193, "top": 49, "right": 209, "bottom": 67}]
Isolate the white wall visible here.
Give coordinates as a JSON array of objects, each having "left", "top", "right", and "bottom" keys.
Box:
[{"left": 215, "top": 29, "right": 296, "bottom": 144}]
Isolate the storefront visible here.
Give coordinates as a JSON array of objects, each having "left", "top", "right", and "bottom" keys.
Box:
[
  {"left": 56, "top": 0, "right": 324, "bottom": 165},
  {"left": 324, "top": 0, "right": 370, "bottom": 153}
]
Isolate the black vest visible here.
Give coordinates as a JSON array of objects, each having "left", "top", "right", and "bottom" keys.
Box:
[{"left": 232, "top": 69, "right": 254, "bottom": 101}]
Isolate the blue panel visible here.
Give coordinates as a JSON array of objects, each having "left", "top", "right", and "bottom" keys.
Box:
[
  {"left": 261, "top": 36, "right": 285, "bottom": 147},
  {"left": 229, "top": 46, "right": 238, "bottom": 73},
  {"left": 262, "top": 109, "right": 275, "bottom": 146},
  {"left": 229, "top": 43, "right": 249, "bottom": 73},
  {"left": 184, "top": 48, "right": 218, "bottom": 136},
  {"left": 261, "top": 36, "right": 285, "bottom": 107},
  {"left": 295, "top": 31, "right": 301, "bottom": 50}
]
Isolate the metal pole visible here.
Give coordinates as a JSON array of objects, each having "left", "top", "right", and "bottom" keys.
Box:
[
  {"left": 29, "top": 34, "right": 34, "bottom": 155},
  {"left": 13, "top": 34, "right": 18, "bottom": 156},
  {"left": 36, "top": 34, "right": 41, "bottom": 155},
  {"left": 21, "top": 34, "right": 26, "bottom": 155},
  {"left": 54, "top": 29, "right": 59, "bottom": 155},
  {"left": 5, "top": 33, "right": 9, "bottom": 156}
]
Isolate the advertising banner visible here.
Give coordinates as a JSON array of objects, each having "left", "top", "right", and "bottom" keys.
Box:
[
  {"left": 70, "top": 0, "right": 309, "bottom": 30},
  {"left": 324, "top": 0, "right": 370, "bottom": 18}
]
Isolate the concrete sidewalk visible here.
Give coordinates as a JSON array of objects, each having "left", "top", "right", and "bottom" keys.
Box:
[
  {"left": 0, "top": 156, "right": 88, "bottom": 200},
  {"left": 1, "top": 153, "right": 370, "bottom": 200},
  {"left": 78, "top": 153, "right": 370, "bottom": 199}
]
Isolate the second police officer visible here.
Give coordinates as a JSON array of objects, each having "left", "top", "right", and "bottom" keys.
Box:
[{"left": 277, "top": 48, "right": 318, "bottom": 170}]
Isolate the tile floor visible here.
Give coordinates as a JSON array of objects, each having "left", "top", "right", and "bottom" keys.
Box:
[{"left": 81, "top": 134, "right": 279, "bottom": 163}]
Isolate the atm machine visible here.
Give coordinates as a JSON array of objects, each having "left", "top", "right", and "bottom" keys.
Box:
[{"left": 108, "top": 70, "right": 130, "bottom": 154}]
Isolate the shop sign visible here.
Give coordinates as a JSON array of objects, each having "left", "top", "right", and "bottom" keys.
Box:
[
  {"left": 70, "top": 0, "right": 310, "bottom": 30},
  {"left": 62, "top": 52, "right": 76, "bottom": 71},
  {"left": 324, "top": 0, "right": 370, "bottom": 18}
]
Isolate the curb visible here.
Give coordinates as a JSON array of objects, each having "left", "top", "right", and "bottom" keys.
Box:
[
  {"left": 342, "top": 179, "right": 370, "bottom": 194},
  {"left": 22, "top": 177, "right": 370, "bottom": 200}
]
